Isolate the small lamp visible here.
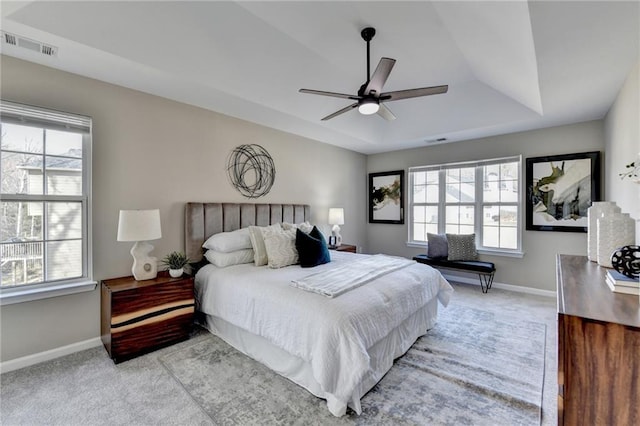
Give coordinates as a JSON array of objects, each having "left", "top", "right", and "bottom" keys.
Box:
[
  {"left": 328, "top": 207, "right": 345, "bottom": 247},
  {"left": 117, "top": 209, "right": 162, "bottom": 281}
]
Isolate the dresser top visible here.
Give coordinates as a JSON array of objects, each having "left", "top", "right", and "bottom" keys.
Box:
[{"left": 557, "top": 254, "right": 640, "bottom": 328}]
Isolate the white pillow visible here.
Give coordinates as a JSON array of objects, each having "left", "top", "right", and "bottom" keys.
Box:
[
  {"left": 204, "top": 249, "right": 254, "bottom": 268},
  {"left": 202, "top": 228, "right": 251, "bottom": 253},
  {"left": 248, "top": 223, "right": 282, "bottom": 266},
  {"left": 263, "top": 228, "right": 298, "bottom": 269},
  {"left": 281, "top": 221, "right": 313, "bottom": 234}
]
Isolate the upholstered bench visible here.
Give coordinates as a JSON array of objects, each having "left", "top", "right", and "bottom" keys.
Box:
[{"left": 413, "top": 254, "right": 496, "bottom": 293}]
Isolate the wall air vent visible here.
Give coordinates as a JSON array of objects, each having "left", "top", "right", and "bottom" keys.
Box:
[{"left": 1, "top": 31, "right": 58, "bottom": 57}]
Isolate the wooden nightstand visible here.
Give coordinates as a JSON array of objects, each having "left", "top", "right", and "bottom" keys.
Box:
[
  {"left": 100, "top": 273, "right": 194, "bottom": 363},
  {"left": 329, "top": 244, "right": 357, "bottom": 253}
]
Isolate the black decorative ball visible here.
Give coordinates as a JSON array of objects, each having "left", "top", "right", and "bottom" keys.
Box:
[
  {"left": 226, "top": 144, "right": 275, "bottom": 198},
  {"left": 610, "top": 245, "right": 640, "bottom": 279}
]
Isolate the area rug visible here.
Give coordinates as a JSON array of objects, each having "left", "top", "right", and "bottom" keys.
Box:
[{"left": 160, "top": 305, "right": 546, "bottom": 425}]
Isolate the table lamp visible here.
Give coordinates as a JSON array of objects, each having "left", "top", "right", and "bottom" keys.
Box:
[
  {"left": 328, "top": 207, "right": 344, "bottom": 247},
  {"left": 117, "top": 209, "right": 162, "bottom": 281}
]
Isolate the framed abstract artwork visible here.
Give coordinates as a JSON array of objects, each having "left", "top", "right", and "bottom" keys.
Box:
[
  {"left": 525, "top": 151, "right": 600, "bottom": 232},
  {"left": 369, "top": 170, "right": 404, "bottom": 224}
]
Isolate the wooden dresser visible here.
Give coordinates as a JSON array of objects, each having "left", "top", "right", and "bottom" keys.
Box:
[
  {"left": 556, "top": 254, "right": 640, "bottom": 425},
  {"left": 101, "top": 273, "right": 194, "bottom": 363}
]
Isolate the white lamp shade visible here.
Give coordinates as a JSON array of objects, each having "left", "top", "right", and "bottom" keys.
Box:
[
  {"left": 117, "top": 209, "right": 162, "bottom": 242},
  {"left": 328, "top": 208, "right": 345, "bottom": 225}
]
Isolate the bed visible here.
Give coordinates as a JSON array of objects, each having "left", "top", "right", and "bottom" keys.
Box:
[{"left": 185, "top": 202, "right": 453, "bottom": 417}]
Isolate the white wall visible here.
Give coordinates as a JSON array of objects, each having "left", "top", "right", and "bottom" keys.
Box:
[
  {"left": 367, "top": 121, "right": 605, "bottom": 292},
  {"left": 604, "top": 60, "right": 640, "bottom": 242},
  {"left": 0, "top": 56, "right": 367, "bottom": 362}
]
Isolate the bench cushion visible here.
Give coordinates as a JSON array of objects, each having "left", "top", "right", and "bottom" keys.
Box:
[{"left": 413, "top": 254, "right": 495, "bottom": 274}]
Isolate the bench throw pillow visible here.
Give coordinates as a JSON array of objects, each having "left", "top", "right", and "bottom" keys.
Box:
[
  {"left": 427, "top": 233, "right": 448, "bottom": 258},
  {"left": 446, "top": 233, "right": 478, "bottom": 261}
]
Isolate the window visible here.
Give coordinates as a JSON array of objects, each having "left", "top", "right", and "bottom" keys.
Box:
[
  {"left": 409, "top": 156, "right": 522, "bottom": 255},
  {"left": 1, "top": 100, "right": 94, "bottom": 304}
]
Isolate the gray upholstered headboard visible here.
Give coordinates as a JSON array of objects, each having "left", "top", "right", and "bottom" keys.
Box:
[{"left": 185, "top": 202, "right": 311, "bottom": 263}]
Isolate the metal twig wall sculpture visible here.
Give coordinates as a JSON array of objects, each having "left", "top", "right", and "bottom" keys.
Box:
[{"left": 227, "top": 144, "right": 276, "bottom": 198}]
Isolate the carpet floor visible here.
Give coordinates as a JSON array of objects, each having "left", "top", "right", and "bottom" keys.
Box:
[
  {"left": 0, "top": 282, "right": 557, "bottom": 425},
  {"left": 160, "top": 305, "right": 545, "bottom": 425}
]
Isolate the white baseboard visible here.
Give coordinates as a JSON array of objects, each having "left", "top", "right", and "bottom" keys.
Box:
[
  {"left": 0, "top": 337, "right": 102, "bottom": 374},
  {"left": 441, "top": 273, "right": 556, "bottom": 298}
]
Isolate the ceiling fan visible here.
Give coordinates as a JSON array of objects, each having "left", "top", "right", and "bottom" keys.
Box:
[{"left": 299, "top": 27, "right": 448, "bottom": 121}]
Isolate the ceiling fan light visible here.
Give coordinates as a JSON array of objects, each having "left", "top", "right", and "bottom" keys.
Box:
[{"left": 358, "top": 99, "right": 379, "bottom": 115}]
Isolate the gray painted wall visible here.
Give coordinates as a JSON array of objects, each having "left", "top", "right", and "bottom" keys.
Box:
[
  {"left": 0, "top": 56, "right": 367, "bottom": 362},
  {"left": 604, "top": 60, "right": 640, "bottom": 242},
  {"left": 1, "top": 54, "right": 637, "bottom": 364},
  {"left": 367, "top": 121, "right": 605, "bottom": 292}
]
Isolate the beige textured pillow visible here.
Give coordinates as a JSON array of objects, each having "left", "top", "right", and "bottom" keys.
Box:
[
  {"left": 281, "top": 221, "right": 313, "bottom": 234},
  {"left": 248, "top": 223, "right": 282, "bottom": 266},
  {"left": 263, "top": 228, "right": 298, "bottom": 268}
]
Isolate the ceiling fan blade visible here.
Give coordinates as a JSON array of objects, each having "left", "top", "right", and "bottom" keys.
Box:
[
  {"left": 377, "top": 103, "right": 396, "bottom": 121},
  {"left": 299, "top": 89, "right": 359, "bottom": 100},
  {"left": 321, "top": 103, "right": 358, "bottom": 121},
  {"left": 380, "top": 85, "right": 448, "bottom": 102},
  {"left": 364, "top": 57, "right": 396, "bottom": 95}
]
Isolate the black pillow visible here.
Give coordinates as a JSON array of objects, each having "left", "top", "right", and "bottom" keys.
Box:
[{"left": 296, "top": 226, "right": 331, "bottom": 268}]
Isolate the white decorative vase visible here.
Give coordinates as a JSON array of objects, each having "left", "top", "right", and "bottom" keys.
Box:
[
  {"left": 587, "top": 202, "right": 620, "bottom": 262},
  {"left": 597, "top": 213, "right": 636, "bottom": 268},
  {"left": 169, "top": 268, "right": 183, "bottom": 278}
]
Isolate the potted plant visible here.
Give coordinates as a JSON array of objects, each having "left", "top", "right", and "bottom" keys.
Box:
[{"left": 162, "top": 251, "right": 190, "bottom": 278}]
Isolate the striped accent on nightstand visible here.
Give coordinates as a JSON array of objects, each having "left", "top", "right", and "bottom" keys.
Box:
[{"left": 111, "top": 300, "right": 194, "bottom": 333}]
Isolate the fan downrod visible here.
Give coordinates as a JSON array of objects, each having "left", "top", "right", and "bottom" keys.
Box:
[{"left": 361, "top": 27, "right": 376, "bottom": 84}]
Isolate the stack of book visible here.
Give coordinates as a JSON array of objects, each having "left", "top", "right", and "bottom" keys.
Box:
[{"left": 605, "top": 270, "right": 639, "bottom": 295}]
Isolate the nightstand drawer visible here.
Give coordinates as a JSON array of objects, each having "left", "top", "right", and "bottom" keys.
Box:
[
  {"left": 101, "top": 274, "right": 194, "bottom": 363},
  {"left": 110, "top": 310, "right": 193, "bottom": 361}
]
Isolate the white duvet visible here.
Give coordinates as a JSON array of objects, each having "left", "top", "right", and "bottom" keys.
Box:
[{"left": 195, "top": 251, "right": 453, "bottom": 416}]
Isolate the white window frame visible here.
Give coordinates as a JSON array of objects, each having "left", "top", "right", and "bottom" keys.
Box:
[
  {"left": 408, "top": 155, "right": 524, "bottom": 257},
  {"left": 0, "top": 100, "right": 96, "bottom": 305}
]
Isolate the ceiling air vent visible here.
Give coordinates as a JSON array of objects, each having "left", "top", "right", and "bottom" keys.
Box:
[
  {"left": 425, "top": 137, "right": 448, "bottom": 144},
  {"left": 4, "top": 32, "right": 17, "bottom": 46},
  {"left": 1, "top": 31, "right": 58, "bottom": 57},
  {"left": 40, "top": 44, "right": 56, "bottom": 56}
]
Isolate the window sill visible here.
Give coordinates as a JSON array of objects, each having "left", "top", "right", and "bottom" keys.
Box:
[
  {"left": 0, "top": 279, "right": 97, "bottom": 306},
  {"left": 477, "top": 249, "right": 525, "bottom": 258},
  {"left": 406, "top": 242, "right": 525, "bottom": 258}
]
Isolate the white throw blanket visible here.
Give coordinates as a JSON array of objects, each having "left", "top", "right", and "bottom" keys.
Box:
[{"left": 291, "top": 254, "right": 415, "bottom": 297}]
